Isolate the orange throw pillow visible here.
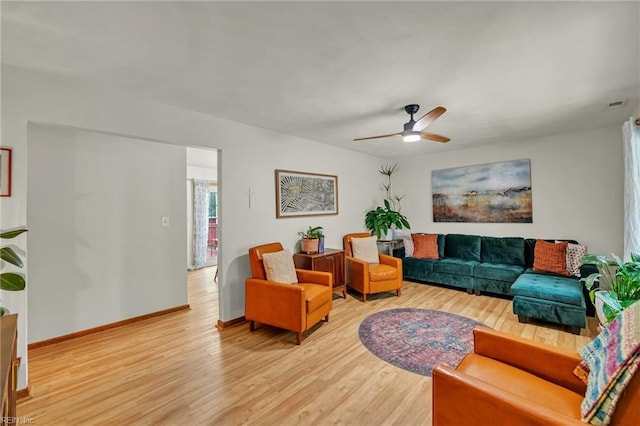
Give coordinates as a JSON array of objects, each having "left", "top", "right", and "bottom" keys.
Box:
[
  {"left": 412, "top": 233, "right": 439, "bottom": 259},
  {"left": 533, "top": 240, "right": 570, "bottom": 276}
]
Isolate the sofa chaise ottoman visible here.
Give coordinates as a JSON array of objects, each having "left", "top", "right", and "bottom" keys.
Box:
[{"left": 511, "top": 270, "right": 586, "bottom": 334}]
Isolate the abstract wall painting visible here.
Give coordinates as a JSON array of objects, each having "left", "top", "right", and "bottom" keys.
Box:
[
  {"left": 275, "top": 169, "right": 338, "bottom": 218},
  {"left": 0, "top": 148, "right": 12, "bottom": 197},
  {"left": 432, "top": 159, "right": 532, "bottom": 223}
]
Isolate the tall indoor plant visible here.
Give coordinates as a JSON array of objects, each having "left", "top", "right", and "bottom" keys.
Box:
[
  {"left": 379, "top": 163, "right": 406, "bottom": 212},
  {"left": 0, "top": 228, "right": 28, "bottom": 316},
  {"left": 581, "top": 253, "right": 640, "bottom": 323},
  {"left": 365, "top": 163, "right": 410, "bottom": 239},
  {"left": 365, "top": 199, "right": 410, "bottom": 240}
]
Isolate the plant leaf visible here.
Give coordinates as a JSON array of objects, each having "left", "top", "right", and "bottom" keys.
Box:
[
  {"left": 0, "top": 273, "right": 26, "bottom": 291},
  {"left": 0, "top": 228, "right": 27, "bottom": 239},
  {"left": 0, "top": 247, "right": 23, "bottom": 268},
  {"left": 598, "top": 291, "right": 623, "bottom": 312},
  {"left": 400, "top": 217, "right": 410, "bottom": 229}
]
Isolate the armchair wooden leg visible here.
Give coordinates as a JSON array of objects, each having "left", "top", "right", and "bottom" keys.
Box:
[
  {"left": 249, "top": 320, "right": 255, "bottom": 332},
  {"left": 296, "top": 332, "right": 303, "bottom": 345},
  {"left": 396, "top": 289, "right": 401, "bottom": 297},
  {"left": 323, "top": 314, "right": 329, "bottom": 322},
  {"left": 342, "top": 290, "right": 346, "bottom": 299},
  {"left": 362, "top": 293, "right": 367, "bottom": 302}
]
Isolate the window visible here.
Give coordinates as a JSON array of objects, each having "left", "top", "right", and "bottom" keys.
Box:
[{"left": 208, "top": 191, "right": 217, "bottom": 219}]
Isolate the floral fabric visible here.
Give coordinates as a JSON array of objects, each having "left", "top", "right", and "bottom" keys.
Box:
[{"left": 580, "top": 300, "right": 640, "bottom": 425}]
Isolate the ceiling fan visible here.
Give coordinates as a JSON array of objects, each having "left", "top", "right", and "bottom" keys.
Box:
[{"left": 354, "top": 104, "right": 450, "bottom": 143}]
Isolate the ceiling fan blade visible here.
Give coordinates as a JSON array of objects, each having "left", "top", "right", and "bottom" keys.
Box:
[
  {"left": 420, "top": 132, "right": 450, "bottom": 143},
  {"left": 353, "top": 132, "right": 402, "bottom": 141},
  {"left": 413, "top": 106, "right": 446, "bottom": 131}
]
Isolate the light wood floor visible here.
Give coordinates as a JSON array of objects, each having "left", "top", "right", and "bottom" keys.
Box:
[{"left": 18, "top": 267, "right": 598, "bottom": 425}]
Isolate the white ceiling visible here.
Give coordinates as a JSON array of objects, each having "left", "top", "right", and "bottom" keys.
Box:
[{"left": 2, "top": 1, "right": 639, "bottom": 158}]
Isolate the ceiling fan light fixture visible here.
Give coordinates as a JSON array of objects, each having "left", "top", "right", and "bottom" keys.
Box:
[
  {"left": 403, "top": 131, "right": 420, "bottom": 143},
  {"left": 353, "top": 104, "right": 449, "bottom": 143}
]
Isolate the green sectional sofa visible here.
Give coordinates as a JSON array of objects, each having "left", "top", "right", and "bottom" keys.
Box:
[{"left": 395, "top": 233, "right": 592, "bottom": 334}]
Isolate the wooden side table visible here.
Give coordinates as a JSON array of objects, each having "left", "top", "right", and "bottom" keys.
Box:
[
  {"left": 1, "top": 314, "right": 18, "bottom": 422},
  {"left": 293, "top": 248, "right": 346, "bottom": 298}
]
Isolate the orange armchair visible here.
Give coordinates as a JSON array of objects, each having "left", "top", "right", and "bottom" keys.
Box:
[
  {"left": 432, "top": 327, "right": 640, "bottom": 425},
  {"left": 343, "top": 232, "right": 402, "bottom": 302},
  {"left": 245, "top": 242, "right": 333, "bottom": 345}
]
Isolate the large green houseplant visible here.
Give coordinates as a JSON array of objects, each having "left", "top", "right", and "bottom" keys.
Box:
[
  {"left": 365, "top": 164, "right": 411, "bottom": 240},
  {"left": 0, "top": 228, "right": 28, "bottom": 316},
  {"left": 581, "top": 253, "right": 640, "bottom": 323},
  {"left": 365, "top": 199, "right": 410, "bottom": 240}
]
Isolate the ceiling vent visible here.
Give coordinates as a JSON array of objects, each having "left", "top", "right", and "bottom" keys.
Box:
[{"left": 607, "top": 100, "right": 627, "bottom": 109}]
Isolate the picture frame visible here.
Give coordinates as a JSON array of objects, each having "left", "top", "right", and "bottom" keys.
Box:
[
  {"left": 275, "top": 169, "right": 338, "bottom": 218},
  {"left": 0, "top": 147, "right": 12, "bottom": 197},
  {"left": 432, "top": 159, "right": 532, "bottom": 223}
]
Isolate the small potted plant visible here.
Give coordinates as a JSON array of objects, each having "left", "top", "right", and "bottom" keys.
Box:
[
  {"left": 298, "top": 226, "right": 324, "bottom": 254},
  {"left": 581, "top": 253, "right": 640, "bottom": 324},
  {"left": 365, "top": 199, "right": 411, "bottom": 240}
]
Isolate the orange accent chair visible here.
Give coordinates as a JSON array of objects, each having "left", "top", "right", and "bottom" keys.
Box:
[
  {"left": 245, "top": 242, "right": 333, "bottom": 345},
  {"left": 432, "top": 327, "right": 640, "bottom": 425},
  {"left": 343, "top": 232, "right": 402, "bottom": 302}
]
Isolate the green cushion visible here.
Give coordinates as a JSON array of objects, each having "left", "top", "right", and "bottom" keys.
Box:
[
  {"left": 444, "top": 234, "right": 481, "bottom": 261},
  {"left": 511, "top": 273, "right": 584, "bottom": 307},
  {"left": 433, "top": 258, "right": 479, "bottom": 275},
  {"left": 473, "top": 277, "right": 514, "bottom": 296},
  {"left": 437, "top": 234, "right": 446, "bottom": 259},
  {"left": 524, "top": 238, "right": 536, "bottom": 267},
  {"left": 428, "top": 271, "right": 474, "bottom": 289},
  {"left": 481, "top": 237, "right": 525, "bottom": 266},
  {"left": 474, "top": 263, "right": 524, "bottom": 282},
  {"left": 403, "top": 257, "right": 438, "bottom": 280},
  {"left": 522, "top": 267, "right": 580, "bottom": 278},
  {"left": 513, "top": 296, "right": 586, "bottom": 328}
]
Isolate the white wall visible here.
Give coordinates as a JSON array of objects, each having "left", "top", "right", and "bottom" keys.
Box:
[
  {"left": 187, "top": 166, "right": 217, "bottom": 181},
  {"left": 1, "top": 64, "right": 382, "bottom": 388},
  {"left": 27, "top": 124, "right": 187, "bottom": 342},
  {"left": 394, "top": 126, "right": 624, "bottom": 256}
]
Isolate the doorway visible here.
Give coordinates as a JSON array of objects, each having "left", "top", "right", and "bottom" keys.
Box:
[{"left": 186, "top": 147, "right": 219, "bottom": 271}]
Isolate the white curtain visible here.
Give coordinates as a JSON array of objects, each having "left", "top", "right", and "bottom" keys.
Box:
[
  {"left": 190, "top": 179, "right": 209, "bottom": 270},
  {"left": 623, "top": 118, "right": 640, "bottom": 260}
]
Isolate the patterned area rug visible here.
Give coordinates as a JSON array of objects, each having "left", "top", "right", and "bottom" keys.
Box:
[{"left": 358, "top": 308, "right": 485, "bottom": 377}]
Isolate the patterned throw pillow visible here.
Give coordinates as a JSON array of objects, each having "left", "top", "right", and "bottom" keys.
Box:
[
  {"left": 262, "top": 250, "right": 298, "bottom": 284},
  {"left": 352, "top": 236, "right": 380, "bottom": 264},
  {"left": 412, "top": 233, "right": 439, "bottom": 259},
  {"left": 566, "top": 243, "right": 588, "bottom": 277},
  {"left": 533, "top": 240, "right": 570, "bottom": 276},
  {"left": 402, "top": 235, "right": 414, "bottom": 257}
]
